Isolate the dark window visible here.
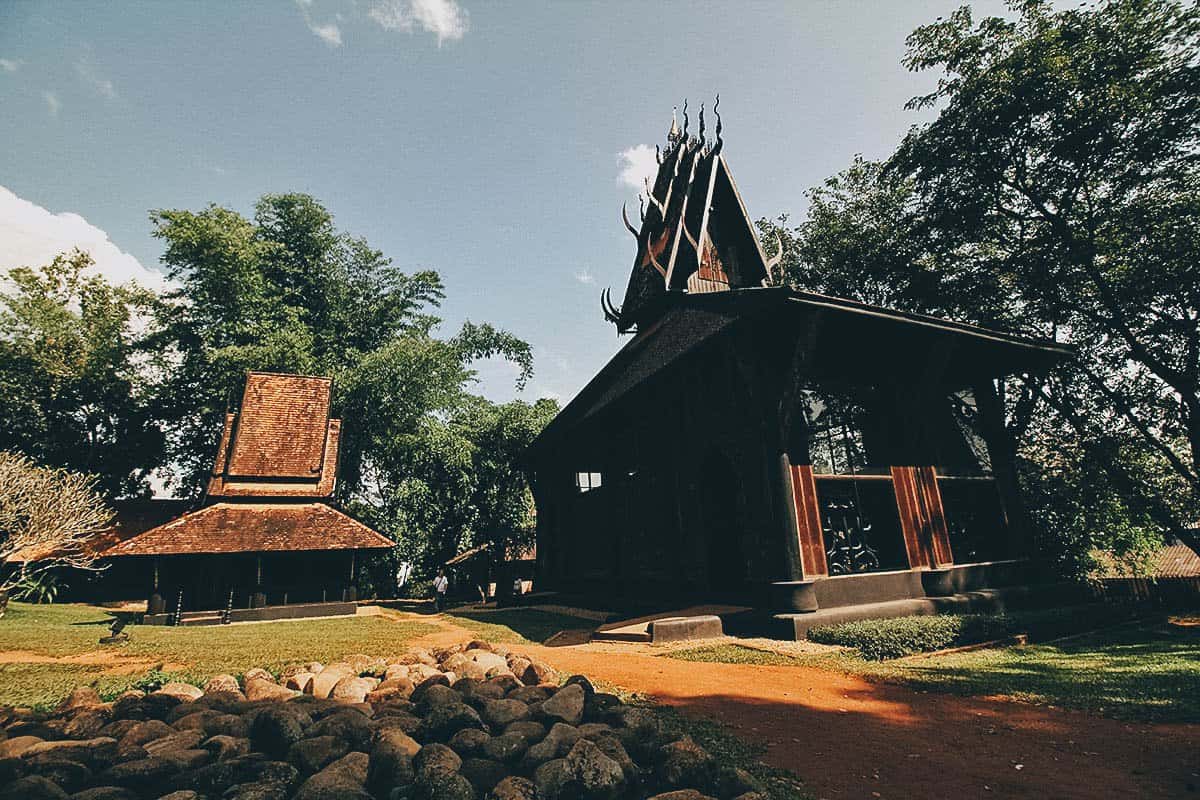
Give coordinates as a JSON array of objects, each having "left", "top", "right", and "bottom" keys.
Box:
[{"left": 796, "top": 384, "right": 893, "bottom": 475}]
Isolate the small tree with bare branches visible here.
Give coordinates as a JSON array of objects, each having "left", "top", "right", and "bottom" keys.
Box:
[{"left": 0, "top": 452, "right": 114, "bottom": 616}]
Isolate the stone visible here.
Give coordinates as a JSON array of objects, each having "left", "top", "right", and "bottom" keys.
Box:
[
  {"left": 23, "top": 737, "right": 118, "bottom": 768},
  {"left": 482, "top": 699, "right": 529, "bottom": 730},
  {"left": 506, "top": 686, "right": 550, "bottom": 706},
  {"left": 447, "top": 727, "right": 490, "bottom": 757},
  {"left": 25, "top": 755, "right": 91, "bottom": 792},
  {"left": 293, "top": 751, "right": 371, "bottom": 800},
  {"left": 174, "top": 710, "right": 248, "bottom": 739},
  {"left": 412, "top": 770, "right": 475, "bottom": 800},
  {"left": 141, "top": 730, "right": 203, "bottom": 757},
  {"left": 288, "top": 734, "right": 350, "bottom": 774},
  {"left": 520, "top": 723, "right": 579, "bottom": 771},
  {"left": 488, "top": 775, "right": 536, "bottom": 800},
  {"left": 459, "top": 757, "right": 507, "bottom": 793},
  {"left": 56, "top": 688, "right": 103, "bottom": 713},
  {"left": 532, "top": 758, "right": 572, "bottom": 800},
  {"left": 370, "top": 711, "right": 420, "bottom": 736},
  {"left": 96, "top": 720, "right": 139, "bottom": 741},
  {"left": 539, "top": 684, "right": 585, "bottom": 726},
  {"left": 69, "top": 788, "right": 139, "bottom": 800},
  {"left": 383, "top": 664, "right": 410, "bottom": 682},
  {"left": 242, "top": 668, "right": 274, "bottom": 685},
  {"left": 505, "top": 657, "right": 531, "bottom": 679},
  {"left": 97, "top": 757, "right": 180, "bottom": 791},
  {"left": 610, "top": 706, "right": 663, "bottom": 761},
  {"left": 330, "top": 676, "right": 378, "bottom": 704},
  {"left": 157, "top": 748, "right": 211, "bottom": 770},
  {"left": 410, "top": 675, "right": 453, "bottom": 707},
  {"left": 646, "top": 792, "right": 717, "bottom": 800},
  {"left": 486, "top": 674, "right": 521, "bottom": 695},
  {"left": 244, "top": 677, "right": 297, "bottom": 702},
  {"left": 165, "top": 755, "right": 298, "bottom": 797},
  {"left": 415, "top": 703, "right": 483, "bottom": 742},
  {"left": 520, "top": 662, "right": 555, "bottom": 686},
  {"left": 154, "top": 684, "right": 203, "bottom": 703},
  {"left": 307, "top": 710, "right": 372, "bottom": 751},
  {"left": 62, "top": 710, "right": 110, "bottom": 740},
  {"left": 366, "top": 727, "right": 420, "bottom": 795},
  {"left": 591, "top": 733, "right": 637, "bottom": 783},
  {"left": 201, "top": 734, "right": 250, "bottom": 762},
  {"left": 584, "top": 693, "right": 623, "bottom": 722},
  {"left": 481, "top": 732, "right": 527, "bottom": 764},
  {"left": 310, "top": 665, "right": 355, "bottom": 699},
  {"left": 249, "top": 706, "right": 309, "bottom": 758},
  {"left": 413, "top": 743, "right": 461, "bottom": 778},
  {"left": 655, "top": 737, "right": 717, "bottom": 792},
  {"left": 563, "top": 675, "right": 595, "bottom": 698},
  {"left": 286, "top": 673, "right": 316, "bottom": 693},
  {"left": 503, "top": 720, "right": 546, "bottom": 743},
  {"left": 202, "top": 674, "right": 240, "bottom": 695},
  {"left": 118, "top": 720, "right": 174, "bottom": 750},
  {"left": 0, "top": 735, "right": 44, "bottom": 758},
  {"left": 156, "top": 793, "right": 199, "bottom": 800},
  {"left": 565, "top": 738, "right": 625, "bottom": 798},
  {"left": 578, "top": 723, "right": 614, "bottom": 740},
  {"left": 0, "top": 775, "right": 67, "bottom": 799}
]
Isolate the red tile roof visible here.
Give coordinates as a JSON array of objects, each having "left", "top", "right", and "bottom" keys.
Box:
[
  {"left": 102, "top": 502, "right": 394, "bottom": 557},
  {"left": 1153, "top": 542, "right": 1200, "bottom": 578},
  {"left": 225, "top": 373, "right": 331, "bottom": 479},
  {"left": 7, "top": 499, "right": 192, "bottom": 564}
]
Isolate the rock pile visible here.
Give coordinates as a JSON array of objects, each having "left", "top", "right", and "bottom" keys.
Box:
[{"left": 0, "top": 641, "right": 769, "bottom": 800}]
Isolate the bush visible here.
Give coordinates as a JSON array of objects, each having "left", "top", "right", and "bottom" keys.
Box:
[
  {"left": 808, "top": 605, "right": 1130, "bottom": 660},
  {"left": 398, "top": 579, "right": 434, "bottom": 600},
  {"left": 809, "top": 614, "right": 1010, "bottom": 660}
]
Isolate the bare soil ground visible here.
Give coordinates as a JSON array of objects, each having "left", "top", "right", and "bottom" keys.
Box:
[{"left": 418, "top": 610, "right": 1200, "bottom": 800}]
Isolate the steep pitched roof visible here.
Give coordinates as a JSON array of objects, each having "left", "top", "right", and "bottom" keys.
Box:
[
  {"left": 607, "top": 101, "right": 780, "bottom": 333},
  {"left": 101, "top": 502, "right": 394, "bottom": 556},
  {"left": 208, "top": 372, "right": 340, "bottom": 499}
]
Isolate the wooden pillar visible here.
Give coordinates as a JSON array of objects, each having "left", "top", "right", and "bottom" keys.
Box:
[
  {"left": 892, "top": 466, "right": 954, "bottom": 569},
  {"left": 787, "top": 463, "right": 829, "bottom": 578}
]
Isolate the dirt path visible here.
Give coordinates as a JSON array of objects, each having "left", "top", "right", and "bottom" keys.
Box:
[{"left": 406, "top": 613, "right": 1199, "bottom": 800}]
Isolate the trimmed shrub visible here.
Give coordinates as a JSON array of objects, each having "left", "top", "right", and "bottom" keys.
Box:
[
  {"left": 808, "top": 614, "right": 1010, "bottom": 660},
  {"left": 807, "top": 605, "right": 1127, "bottom": 660}
]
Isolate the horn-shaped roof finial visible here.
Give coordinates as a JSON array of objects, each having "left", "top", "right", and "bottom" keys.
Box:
[
  {"left": 667, "top": 107, "right": 680, "bottom": 144},
  {"left": 714, "top": 93, "right": 723, "bottom": 149}
]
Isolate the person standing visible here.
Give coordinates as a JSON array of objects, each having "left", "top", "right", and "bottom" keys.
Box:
[{"left": 433, "top": 569, "right": 449, "bottom": 612}]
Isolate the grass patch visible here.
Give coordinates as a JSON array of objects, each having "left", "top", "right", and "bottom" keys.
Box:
[
  {"left": 666, "top": 617, "right": 1200, "bottom": 723},
  {"left": 0, "top": 602, "right": 436, "bottom": 709},
  {"left": 867, "top": 619, "right": 1200, "bottom": 722},
  {"left": 443, "top": 608, "right": 597, "bottom": 644}
]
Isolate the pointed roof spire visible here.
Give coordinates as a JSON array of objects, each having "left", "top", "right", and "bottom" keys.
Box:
[{"left": 667, "top": 106, "right": 681, "bottom": 144}]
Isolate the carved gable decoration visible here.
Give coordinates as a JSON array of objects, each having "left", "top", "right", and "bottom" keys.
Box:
[{"left": 604, "top": 100, "right": 783, "bottom": 333}]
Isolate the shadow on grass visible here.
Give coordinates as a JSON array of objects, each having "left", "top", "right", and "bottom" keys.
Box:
[{"left": 444, "top": 608, "right": 597, "bottom": 645}]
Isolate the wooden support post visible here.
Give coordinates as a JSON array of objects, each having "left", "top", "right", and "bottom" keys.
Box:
[
  {"left": 892, "top": 466, "right": 954, "bottom": 569},
  {"left": 787, "top": 463, "right": 828, "bottom": 578}
]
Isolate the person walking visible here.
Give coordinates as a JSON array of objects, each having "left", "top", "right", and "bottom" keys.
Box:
[{"left": 433, "top": 568, "right": 449, "bottom": 612}]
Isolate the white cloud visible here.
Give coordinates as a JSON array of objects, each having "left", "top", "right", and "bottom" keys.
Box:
[
  {"left": 0, "top": 58, "right": 22, "bottom": 73},
  {"left": 0, "top": 185, "right": 168, "bottom": 291},
  {"left": 617, "top": 144, "right": 657, "bottom": 191},
  {"left": 42, "top": 91, "right": 60, "bottom": 116},
  {"left": 369, "top": 0, "right": 468, "bottom": 45},
  {"left": 575, "top": 270, "right": 595, "bottom": 285},
  {"left": 310, "top": 21, "right": 343, "bottom": 45},
  {"left": 295, "top": 0, "right": 343, "bottom": 46},
  {"left": 75, "top": 58, "right": 116, "bottom": 99}
]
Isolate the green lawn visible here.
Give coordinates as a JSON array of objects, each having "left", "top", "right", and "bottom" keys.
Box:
[
  {"left": 666, "top": 618, "right": 1200, "bottom": 723},
  {"left": 442, "top": 607, "right": 597, "bottom": 644},
  {"left": 0, "top": 602, "right": 436, "bottom": 709}
]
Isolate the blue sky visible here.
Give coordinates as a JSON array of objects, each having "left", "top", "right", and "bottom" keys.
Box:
[{"left": 0, "top": 0, "right": 1017, "bottom": 406}]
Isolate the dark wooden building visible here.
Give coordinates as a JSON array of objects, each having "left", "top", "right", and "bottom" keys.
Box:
[
  {"left": 526, "top": 109, "right": 1071, "bottom": 621},
  {"left": 101, "top": 372, "right": 392, "bottom": 616}
]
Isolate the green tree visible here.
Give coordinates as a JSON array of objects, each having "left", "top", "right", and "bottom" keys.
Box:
[
  {"left": 0, "top": 250, "right": 164, "bottom": 497},
  {"left": 762, "top": 0, "right": 1200, "bottom": 572},
  {"left": 149, "top": 193, "right": 548, "bottom": 588}
]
